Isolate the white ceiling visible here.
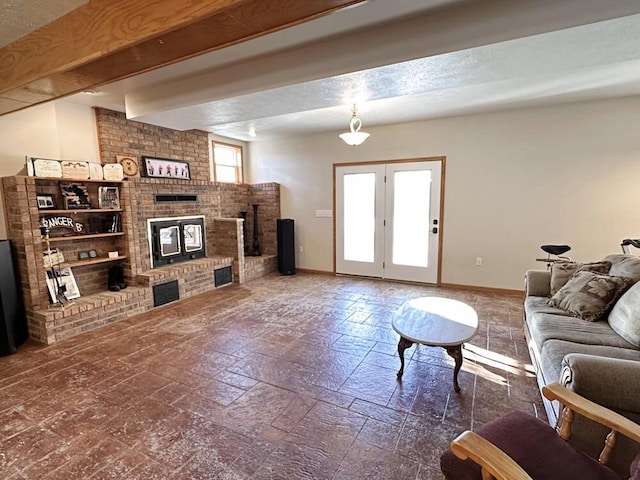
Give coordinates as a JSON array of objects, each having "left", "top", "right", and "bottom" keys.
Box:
[
  {"left": 0, "top": 0, "right": 88, "bottom": 48},
  {"left": 22, "top": 0, "right": 640, "bottom": 142}
]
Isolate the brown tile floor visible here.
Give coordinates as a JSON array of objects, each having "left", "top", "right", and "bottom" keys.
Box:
[{"left": 0, "top": 273, "right": 544, "bottom": 479}]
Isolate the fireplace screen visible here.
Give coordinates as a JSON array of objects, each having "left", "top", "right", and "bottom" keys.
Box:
[
  {"left": 184, "top": 224, "right": 202, "bottom": 252},
  {"left": 148, "top": 215, "right": 206, "bottom": 268},
  {"left": 160, "top": 226, "right": 181, "bottom": 257}
]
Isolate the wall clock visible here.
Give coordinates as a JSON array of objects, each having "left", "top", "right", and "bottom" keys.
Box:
[{"left": 116, "top": 155, "right": 140, "bottom": 177}]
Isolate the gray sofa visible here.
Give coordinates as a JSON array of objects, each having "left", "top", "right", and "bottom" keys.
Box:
[{"left": 524, "top": 254, "right": 640, "bottom": 476}]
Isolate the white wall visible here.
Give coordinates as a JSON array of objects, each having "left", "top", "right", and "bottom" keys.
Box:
[
  {"left": 0, "top": 101, "right": 99, "bottom": 238},
  {"left": 247, "top": 97, "right": 640, "bottom": 290}
]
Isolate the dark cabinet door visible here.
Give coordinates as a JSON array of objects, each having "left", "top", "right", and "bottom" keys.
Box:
[{"left": 0, "top": 240, "right": 28, "bottom": 355}]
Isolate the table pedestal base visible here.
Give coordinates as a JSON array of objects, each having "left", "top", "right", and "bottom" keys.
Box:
[{"left": 396, "top": 337, "right": 464, "bottom": 392}]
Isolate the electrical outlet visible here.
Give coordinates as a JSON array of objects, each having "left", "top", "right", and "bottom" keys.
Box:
[{"left": 476, "top": 257, "right": 483, "bottom": 266}]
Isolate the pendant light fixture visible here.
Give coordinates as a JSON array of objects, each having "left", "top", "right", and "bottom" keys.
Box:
[{"left": 339, "top": 104, "right": 370, "bottom": 146}]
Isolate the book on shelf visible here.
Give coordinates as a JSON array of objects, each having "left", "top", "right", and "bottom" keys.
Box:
[{"left": 109, "top": 213, "right": 121, "bottom": 233}]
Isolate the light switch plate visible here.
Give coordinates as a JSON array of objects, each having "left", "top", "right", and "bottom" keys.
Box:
[{"left": 315, "top": 209, "right": 332, "bottom": 218}]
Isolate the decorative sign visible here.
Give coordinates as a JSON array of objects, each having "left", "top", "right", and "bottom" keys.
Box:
[
  {"left": 33, "top": 158, "right": 63, "bottom": 178},
  {"left": 60, "top": 182, "right": 91, "bottom": 209},
  {"left": 61, "top": 161, "right": 90, "bottom": 179},
  {"left": 40, "top": 215, "right": 85, "bottom": 234},
  {"left": 25, "top": 156, "right": 34, "bottom": 176},
  {"left": 116, "top": 155, "right": 140, "bottom": 177},
  {"left": 89, "top": 163, "right": 104, "bottom": 180},
  {"left": 103, "top": 163, "right": 124, "bottom": 181}
]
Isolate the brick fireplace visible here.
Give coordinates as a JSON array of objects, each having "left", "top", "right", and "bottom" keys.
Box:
[{"left": 1, "top": 109, "right": 280, "bottom": 344}]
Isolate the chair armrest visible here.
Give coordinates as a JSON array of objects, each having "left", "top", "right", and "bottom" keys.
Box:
[
  {"left": 543, "top": 382, "right": 640, "bottom": 443},
  {"left": 525, "top": 270, "right": 551, "bottom": 297},
  {"left": 561, "top": 354, "right": 640, "bottom": 413},
  {"left": 450, "top": 431, "right": 532, "bottom": 480}
]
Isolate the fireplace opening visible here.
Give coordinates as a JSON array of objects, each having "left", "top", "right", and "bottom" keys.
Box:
[{"left": 148, "top": 215, "right": 206, "bottom": 268}]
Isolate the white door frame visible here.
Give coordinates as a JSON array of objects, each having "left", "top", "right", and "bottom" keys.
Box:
[{"left": 333, "top": 157, "right": 446, "bottom": 284}]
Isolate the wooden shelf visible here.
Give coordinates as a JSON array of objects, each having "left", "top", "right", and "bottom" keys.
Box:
[
  {"left": 39, "top": 209, "right": 122, "bottom": 214},
  {"left": 29, "top": 176, "right": 123, "bottom": 184},
  {"left": 48, "top": 232, "right": 124, "bottom": 242},
  {"left": 61, "top": 255, "right": 128, "bottom": 268}
]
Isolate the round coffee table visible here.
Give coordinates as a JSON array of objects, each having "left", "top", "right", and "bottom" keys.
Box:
[{"left": 392, "top": 297, "right": 479, "bottom": 392}]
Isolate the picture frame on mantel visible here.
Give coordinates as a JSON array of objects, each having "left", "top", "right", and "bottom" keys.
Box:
[{"left": 142, "top": 156, "right": 190, "bottom": 180}]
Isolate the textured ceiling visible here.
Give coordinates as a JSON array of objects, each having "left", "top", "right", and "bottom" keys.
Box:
[
  {"left": 0, "top": 0, "right": 88, "bottom": 48},
  {"left": 9, "top": 0, "right": 640, "bottom": 142}
]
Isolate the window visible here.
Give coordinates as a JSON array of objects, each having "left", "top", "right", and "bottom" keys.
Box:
[{"left": 212, "top": 142, "right": 243, "bottom": 183}]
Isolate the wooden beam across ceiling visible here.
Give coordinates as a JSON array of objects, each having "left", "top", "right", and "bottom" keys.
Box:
[{"left": 0, "top": 0, "right": 366, "bottom": 116}]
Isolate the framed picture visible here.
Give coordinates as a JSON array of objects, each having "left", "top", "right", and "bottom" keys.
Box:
[
  {"left": 45, "top": 267, "right": 80, "bottom": 304},
  {"left": 98, "top": 186, "right": 120, "bottom": 209},
  {"left": 61, "top": 161, "right": 90, "bottom": 179},
  {"left": 60, "top": 182, "right": 91, "bottom": 209},
  {"left": 36, "top": 194, "right": 56, "bottom": 210},
  {"left": 142, "top": 156, "right": 190, "bottom": 180}
]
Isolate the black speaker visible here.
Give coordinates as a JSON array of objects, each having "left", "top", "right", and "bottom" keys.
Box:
[
  {"left": 277, "top": 219, "right": 296, "bottom": 275},
  {"left": 0, "top": 240, "right": 27, "bottom": 356}
]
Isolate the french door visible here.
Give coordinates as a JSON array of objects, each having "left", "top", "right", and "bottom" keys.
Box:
[{"left": 335, "top": 159, "right": 443, "bottom": 283}]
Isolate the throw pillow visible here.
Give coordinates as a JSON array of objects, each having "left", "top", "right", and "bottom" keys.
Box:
[
  {"left": 548, "top": 271, "right": 634, "bottom": 322},
  {"left": 608, "top": 281, "right": 640, "bottom": 348},
  {"left": 549, "top": 261, "right": 612, "bottom": 295}
]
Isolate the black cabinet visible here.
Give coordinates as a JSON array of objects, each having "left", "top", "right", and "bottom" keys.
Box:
[{"left": 0, "top": 240, "right": 27, "bottom": 356}]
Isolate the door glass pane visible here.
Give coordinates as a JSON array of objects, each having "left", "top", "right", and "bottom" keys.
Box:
[
  {"left": 344, "top": 173, "right": 376, "bottom": 262},
  {"left": 392, "top": 170, "right": 431, "bottom": 267}
]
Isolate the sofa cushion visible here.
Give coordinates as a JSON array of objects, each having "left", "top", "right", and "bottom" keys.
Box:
[
  {"left": 550, "top": 260, "right": 611, "bottom": 295},
  {"left": 524, "top": 296, "right": 568, "bottom": 318},
  {"left": 527, "top": 312, "right": 636, "bottom": 349},
  {"left": 604, "top": 254, "right": 640, "bottom": 282},
  {"left": 609, "top": 281, "right": 640, "bottom": 348},
  {"left": 539, "top": 340, "right": 640, "bottom": 383},
  {"left": 548, "top": 271, "right": 634, "bottom": 321}
]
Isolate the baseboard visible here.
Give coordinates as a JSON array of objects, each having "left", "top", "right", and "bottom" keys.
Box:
[
  {"left": 440, "top": 282, "right": 524, "bottom": 297},
  {"left": 297, "top": 271, "right": 525, "bottom": 296},
  {"left": 296, "top": 268, "right": 334, "bottom": 275}
]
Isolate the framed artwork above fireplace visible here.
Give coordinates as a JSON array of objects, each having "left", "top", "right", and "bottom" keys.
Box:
[{"left": 142, "top": 156, "right": 190, "bottom": 180}]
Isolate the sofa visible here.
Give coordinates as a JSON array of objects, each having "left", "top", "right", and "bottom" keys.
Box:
[{"left": 524, "top": 254, "right": 640, "bottom": 476}]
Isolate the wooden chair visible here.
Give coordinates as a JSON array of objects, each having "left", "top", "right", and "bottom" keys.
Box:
[{"left": 440, "top": 383, "right": 640, "bottom": 480}]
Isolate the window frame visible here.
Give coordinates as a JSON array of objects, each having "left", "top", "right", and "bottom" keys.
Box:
[{"left": 212, "top": 141, "right": 244, "bottom": 184}]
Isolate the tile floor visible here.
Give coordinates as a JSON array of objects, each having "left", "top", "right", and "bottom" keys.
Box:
[{"left": 0, "top": 273, "right": 544, "bottom": 479}]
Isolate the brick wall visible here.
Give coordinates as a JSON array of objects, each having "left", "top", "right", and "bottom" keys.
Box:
[
  {"left": 95, "top": 108, "right": 211, "bottom": 181},
  {"left": 0, "top": 111, "right": 283, "bottom": 345},
  {"left": 248, "top": 183, "right": 280, "bottom": 256},
  {"left": 95, "top": 108, "right": 280, "bottom": 280}
]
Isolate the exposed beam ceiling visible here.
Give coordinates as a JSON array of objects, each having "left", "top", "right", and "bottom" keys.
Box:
[
  {"left": 4, "top": 0, "right": 640, "bottom": 143},
  {"left": 0, "top": 0, "right": 367, "bottom": 115}
]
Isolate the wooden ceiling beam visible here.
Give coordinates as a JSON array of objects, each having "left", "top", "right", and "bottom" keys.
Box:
[{"left": 0, "top": 0, "right": 366, "bottom": 116}]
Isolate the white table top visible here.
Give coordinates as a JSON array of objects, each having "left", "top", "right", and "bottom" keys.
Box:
[{"left": 392, "top": 297, "right": 479, "bottom": 346}]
